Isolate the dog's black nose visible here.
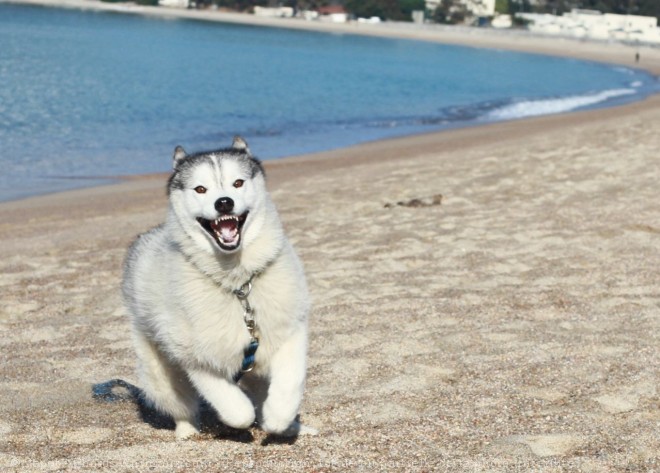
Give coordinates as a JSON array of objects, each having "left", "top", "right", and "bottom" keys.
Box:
[{"left": 215, "top": 197, "right": 234, "bottom": 214}]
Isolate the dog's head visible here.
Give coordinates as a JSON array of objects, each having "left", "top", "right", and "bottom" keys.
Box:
[{"left": 167, "top": 136, "right": 266, "bottom": 254}]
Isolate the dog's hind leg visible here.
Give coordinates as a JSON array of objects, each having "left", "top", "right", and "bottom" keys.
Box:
[
  {"left": 133, "top": 331, "right": 200, "bottom": 439},
  {"left": 188, "top": 369, "right": 256, "bottom": 430}
]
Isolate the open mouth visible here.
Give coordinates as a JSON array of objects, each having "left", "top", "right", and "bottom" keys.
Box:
[{"left": 197, "top": 212, "right": 248, "bottom": 252}]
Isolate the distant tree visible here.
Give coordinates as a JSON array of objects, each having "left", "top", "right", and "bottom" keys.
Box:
[
  {"left": 589, "top": 1, "right": 615, "bottom": 12},
  {"left": 450, "top": 5, "right": 468, "bottom": 23},
  {"left": 573, "top": 0, "right": 659, "bottom": 20},
  {"left": 101, "top": 0, "right": 159, "bottom": 4},
  {"left": 431, "top": 0, "right": 452, "bottom": 23},
  {"left": 431, "top": 0, "right": 469, "bottom": 24},
  {"left": 399, "top": 0, "right": 426, "bottom": 20},
  {"left": 541, "top": 0, "right": 574, "bottom": 14},
  {"left": 213, "top": 0, "right": 267, "bottom": 11},
  {"left": 508, "top": 0, "right": 533, "bottom": 15},
  {"left": 638, "top": 0, "right": 660, "bottom": 21},
  {"left": 284, "top": 0, "right": 331, "bottom": 10},
  {"left": 495, "top": 0, "right": 509, "bottom": 14},
  {"left": 344, "top": 0, "right": 389, "bottom": 19},
  {"left": 379, "top": 0, "right": 412, "bottom": 21}
]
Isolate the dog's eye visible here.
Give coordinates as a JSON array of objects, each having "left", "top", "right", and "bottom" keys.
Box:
[
  {"left": 194, "top": 186, "right": 207, "bottom": 194},
  {"left": 233, "top": 179, "right": 244, "bottom": 189}
]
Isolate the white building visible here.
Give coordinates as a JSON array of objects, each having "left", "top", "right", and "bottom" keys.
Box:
[
  {"left": 518, "top": 9, "right": 660, "bottom": 44},
  {"left": 426, "top": 0, "right": 496, "bottom": 18},
  {"left": 491, "top": 14, "right": 512, "bottom": 29},
  {"left": 316, "top": 6, "right": 349, "bottom": 23},
  {"left": 158, "top": 0, "right": 189, "bottom": 8},
  {"left": 253, "top": 6, "right": 295, "bottom": 18}
]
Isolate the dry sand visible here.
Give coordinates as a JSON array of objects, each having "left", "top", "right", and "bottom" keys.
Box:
[{"left": 1, "top": 4, "right": 659, "bottom": 472}]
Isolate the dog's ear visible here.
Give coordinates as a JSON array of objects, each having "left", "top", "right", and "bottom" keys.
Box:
[
  {"left": 232, "top": 136, "right": 251, "bottom": 155},
  {"left": 172, "top": 146, "right": 187, "bottom": 169}
]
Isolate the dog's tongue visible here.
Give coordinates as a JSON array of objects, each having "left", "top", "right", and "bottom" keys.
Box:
[{"left": 214, "top": 219, "right": 238, "bottom": 241}]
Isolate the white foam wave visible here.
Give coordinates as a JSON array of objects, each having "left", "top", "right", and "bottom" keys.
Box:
[
  {"left": 613, "top": 67, "right": 635, "bottom": 75},
  {"left": 485, "top": 89, "right": 636, "bottom": 121}
]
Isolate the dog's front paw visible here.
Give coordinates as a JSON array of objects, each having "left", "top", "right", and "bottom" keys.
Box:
[
  {"left": 175, "top": 420, "right": 200, "bottom": 440},
  {"left": 261, "top": 403, "right": 293, "bottom": 435},
  {"left": 219, "top": 398, "right": 255, "bottom": 430},
  {"left": 262, "top": 418, "right": 318, "bottom": 437},
  {"left": 261, "top": 403, "right": 312, "bottom": 436}
]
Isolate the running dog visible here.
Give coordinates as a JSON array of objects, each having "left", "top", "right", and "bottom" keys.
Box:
[{"left": 122, "top": 137, "right": 310, "bottom": 439}]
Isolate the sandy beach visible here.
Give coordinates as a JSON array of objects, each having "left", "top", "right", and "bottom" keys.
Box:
[{"left": 1, "top": 3, "right": 660, "bottom": 471}]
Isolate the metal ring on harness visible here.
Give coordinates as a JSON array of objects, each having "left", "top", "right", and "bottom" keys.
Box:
[
  {"left": 232, "top": 275, "right": 260, "bottom": 382},
  {"left": 234, "top": 281, "right": 252, "bottom": 300}
]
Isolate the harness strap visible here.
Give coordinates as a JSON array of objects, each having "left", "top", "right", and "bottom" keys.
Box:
[{"left": 233, "top": 274, "right": 259, "bottom": 382}]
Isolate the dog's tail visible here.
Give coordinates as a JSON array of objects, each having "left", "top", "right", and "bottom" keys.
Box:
[
  {"left": 92, "top": 379, "right": 141, "bottom": 403},
  {"left": 92, "top": 379, "right": 176, "bottom": 430}
]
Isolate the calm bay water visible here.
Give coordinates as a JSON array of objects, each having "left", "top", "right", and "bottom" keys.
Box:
[{"left": 0, "top": 4, "right": 658, "bottom": 201}]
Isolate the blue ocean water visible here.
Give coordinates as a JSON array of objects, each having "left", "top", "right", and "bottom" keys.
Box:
[{"left": 0, "top": 4, "right": 658, "bottom": 201}]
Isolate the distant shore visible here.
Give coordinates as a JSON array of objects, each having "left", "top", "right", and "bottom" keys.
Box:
[{"left": 4, "top": 0, "right": 660, "bottom": 76}]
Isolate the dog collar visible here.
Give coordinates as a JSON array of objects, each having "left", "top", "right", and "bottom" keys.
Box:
[{"left": 233, "top": 274, "right": 259, "bottom": 382}]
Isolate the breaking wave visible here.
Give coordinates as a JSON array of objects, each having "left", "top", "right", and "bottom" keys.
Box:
[
  {"left": 332, "top": 88, "right": 642, "bottom": 133},
  {"left": 483, "top": 89, "right": 637, "bottom": 121}
]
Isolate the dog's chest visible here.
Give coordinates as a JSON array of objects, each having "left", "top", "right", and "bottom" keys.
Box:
[
  {"left": 172, "top": 272, "right": 293, "bottom": 369},
  {"left": 176, "top": 278, "right": 249, "bottom": 341}
]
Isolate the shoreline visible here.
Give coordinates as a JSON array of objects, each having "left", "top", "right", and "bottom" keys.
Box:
[
  {"left": 2, "top": 93, "right": 659, "bottom": 211},
  {"left": 1, "top": 0, "right": 659, "bottom": 205},
  {"left": 3, "top": 91, "right": 659, "bottom": 221}
]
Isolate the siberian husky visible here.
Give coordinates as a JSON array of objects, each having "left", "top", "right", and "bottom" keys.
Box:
[{"left": 122, "top": 137, "right": 311, "bottom": 439}]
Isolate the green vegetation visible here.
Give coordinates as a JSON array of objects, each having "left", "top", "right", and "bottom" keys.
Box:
[
  {"left": 100, "top": 0, "right": 159, "bottom": 5},
  {"left": 431, "top": 0, "right": 468, "bottom": 24},
  {"left": 580, "top": 0, "right": 659, "bottom": 17},
  {"left": 103, "top": 0, "right": 658, "bottom": 24},
  {"left": 540, "top": 0, "right": 660, "bottom": 21},
  {"left": 495, "top": 0, "right": 509, "bottom": 14},
  {"left": 211, "top": 0, "right": 267, "bottom": 11}
]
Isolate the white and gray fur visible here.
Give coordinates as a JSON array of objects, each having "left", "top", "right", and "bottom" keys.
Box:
[{"left": 122, "top": 137, "right": 311, "bottom": 439}]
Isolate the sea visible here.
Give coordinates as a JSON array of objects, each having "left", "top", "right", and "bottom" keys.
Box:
[{"left": 0, "top": 4, "right": 658, "bottom": 202}]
